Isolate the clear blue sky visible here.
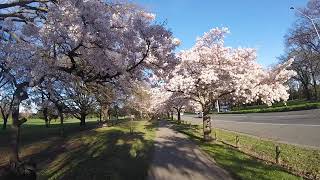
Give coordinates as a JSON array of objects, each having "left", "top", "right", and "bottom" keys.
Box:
[{"left": 134, "top": 0, "right": 307, "bottom": 67}]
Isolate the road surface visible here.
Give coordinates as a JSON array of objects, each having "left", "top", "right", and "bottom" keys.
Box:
[
  {"left": 148, "top": 120, "right": 233, "bottom": 180},
  {"left": 181, "top": 109, "right": 320, "bottom": 148}
]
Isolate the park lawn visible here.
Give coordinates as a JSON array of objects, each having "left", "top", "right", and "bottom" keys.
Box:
[
  {"left": 0, "top": 118, "right": 156, "bottom": 180},
  {"left": 169, "top": 120, "right": 304, "bottom": 180}
]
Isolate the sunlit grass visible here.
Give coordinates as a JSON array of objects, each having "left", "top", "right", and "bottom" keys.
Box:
[
  {"left": 0, "top": 118, "right": 156, "bottom": 180},
  {"left": 214, "top": 128, "right": 320, "bottom": 179},
  {"left": 169, "top": 119, "right": 304, "bottom": 180}
]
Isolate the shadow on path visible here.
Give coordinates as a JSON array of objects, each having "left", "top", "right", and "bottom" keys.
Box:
[{"left": 148, "top": 120, "right": 234, "bottom": 180}]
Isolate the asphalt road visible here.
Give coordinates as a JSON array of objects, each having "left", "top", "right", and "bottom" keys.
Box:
[{"left": 181, "top": 109, "right": 320, "bottom": 148}]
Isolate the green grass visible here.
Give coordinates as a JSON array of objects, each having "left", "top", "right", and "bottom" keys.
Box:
[
  {"left": 222, "top": 100, "right": 320, "bottom": 114},
  {"left": 214, "top": 128, "right": 320, "bottom": 179},
  {"left": 0, "top": 118, "right": 156, "bottom": 180},
  {"left": 169, "top": 120, "right": 304, "bottom": 180}
]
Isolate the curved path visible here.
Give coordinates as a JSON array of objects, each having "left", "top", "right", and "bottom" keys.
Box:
[{"left": 148, "top": 120, "right": 233, "bottom": 180}]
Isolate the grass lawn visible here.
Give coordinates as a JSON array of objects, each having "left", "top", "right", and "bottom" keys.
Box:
[
  {"left": 168, "top": 120, "right": 304, "bottom": 180},
  {"left": 222, "top": 99, "right": 320, "bottom": 114},
  {"left": 214, "top": 128, "right": 320, "bottom": 179},
  {"left": 0, "top": 118, "right": 156, "bottom": 180}
]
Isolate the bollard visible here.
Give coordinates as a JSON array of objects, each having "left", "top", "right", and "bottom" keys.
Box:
[
  {"left": 275, "top": 145, "right": 281, "bottom": 164},
  {"left": 235, "top": 135, "right": 240, "bottom": 148}
]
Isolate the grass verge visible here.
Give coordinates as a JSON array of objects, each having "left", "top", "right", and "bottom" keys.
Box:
[
  {"left": 0, "top": 118, "right": 156, "bottom": 180},
  {"left": 222, "top": 100, "right": 320, "bottom": 114},
  {"left": 214, "top": 128, "right": 320, "bottom": 179},
  {"left": 169, "top": 120, "right": 305, "bottom": 180}
]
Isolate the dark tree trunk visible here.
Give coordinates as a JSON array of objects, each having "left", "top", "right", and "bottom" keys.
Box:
[
  {"left": 58, "top": 109, "right": 64, "bottom": 137},
  {"left": 2, "top": 113, "right": 9, "bottom": 130},
  {"left": 167, "top": 112, "right": 170, "bottom": 119},
  {"left": 171, "top": 111, "right": 173, "bottom": 121},
  {"left": 177, "top": 109, "right": 181, "bottom": 124},
  {"left": 1, "top": 107, "right": 9, "bottom": 130},
  {"left": 302, "top": 83, "right": 311, "bottom": 100},
  {"left": 80, "top": 113, "right": 86, "bottom": 126},
  {"left": 312, "top": 76, "right": 318, "bottom": 100},
  {"left": 43, "top": 107, "right": 49, "bottom": 128},
  {"left": 99, "top": 108, "right": 102, "bottom": 122},
  {"left": 10, "top": 96, "right": 22, "bottom": 163},
  {"left": 2, "top": 117, "right": 8, "bottom": 130},
  {"left": 8, "top": 84, "right": 28, "bottom": 166}
]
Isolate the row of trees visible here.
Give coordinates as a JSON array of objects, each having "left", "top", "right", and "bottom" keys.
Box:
[
  {"left": 282, "top": 0, "right": 320, "bottom": 100},
  {"left": 149, "top": 28, "right": 295, "bottom": 141},
  {"left": 0, "top": 0, "right": 300, "bottom": 177},
  {"left": 0, "top": 0, "right": 179, "bottom": 169}
]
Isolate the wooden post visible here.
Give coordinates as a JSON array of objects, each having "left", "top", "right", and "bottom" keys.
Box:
[
  {"left": 235, "top": 135, "right": 240, "bottom": 148},
  {"left": 275, "top": 145, "right": 281, "bottom": 164}
]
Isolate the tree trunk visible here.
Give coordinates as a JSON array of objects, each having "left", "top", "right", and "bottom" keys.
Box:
[
  {"left": 302, "top": 83, "right": 311, "bottom": 100},
  {"left": 202, "top": 114, "right": 212, "bottom": 141},
  {"left": 2, "top": 118, "right": 7, "bottom": 130},
  {"left": 9, "top": 83, "right": 28, "bottom": 166},
  {"left": 99, "top": 108, "right": 102, "bottom": 122},
  {"left": 2, "top": 115, "right": 8, "bottom": 130},
  {"left": 312, "top": 76, "right": 318, "bottom": 100},
  {"left": 43, "top": 107, "right": 49, "bottom": 128},
  {"left": 167, "top": 112, "right": 170, "bottom": 119},
  {"left": 171, "top": 111, "right": 173, "bottom": 121},
  {"left": 10, "top": 97, "right": 22, "bottom": 163},
  {"left": 177, "top": 109, "right": 181, "bottom": 124},
  {"left": 80, "top": 113, "right": 86, "bottom": 126},
  {"left": 58, "top": 110, "right": 64, "bottom": 137},
  {"left": 202, "top": 103, "right": 212, "bottom": 141},
  {"left": 1, "top": 107, "right": 9, "bottom": 130}
]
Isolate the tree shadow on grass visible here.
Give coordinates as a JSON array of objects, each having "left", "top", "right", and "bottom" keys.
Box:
[
  {"left": 0, "top": 121, "right": 100, "bottom": 169},
  {"left": 0, "top": 121, "right": 99, "bottom": 148},
  {"left": 200, "top": 142, "right": 300, "bottom": 180},
  {"left": 144, "top": 120, "right": 159, "bottom": 131},
  {"left": 36, "top": 129, "right": 154, "bottom": 180}
]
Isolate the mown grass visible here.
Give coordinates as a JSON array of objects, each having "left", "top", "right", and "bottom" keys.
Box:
[
  {"left": 0, "top": 118, "right": 156, "bottom": 180},
  {"left": 214, "top": 128, "right": 320, "bottom": 179},
  {"left": 168, "top": 119, "right": 304, "bottom": 180},
  {"left": 222, "top": 100, "right": 320, "bottom": 114}
]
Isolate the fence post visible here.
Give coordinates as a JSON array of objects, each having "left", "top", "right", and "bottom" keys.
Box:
[
  {"left": 275, "top": 145, "right": 281, "bottom": 164},
  {"left": 235, "top": 135, "right": 240, "bottom": 148}
]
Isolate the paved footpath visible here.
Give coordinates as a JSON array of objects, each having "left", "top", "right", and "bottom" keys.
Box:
[{"left": 148, "top": 120, "right": 234, "bottom": 180}]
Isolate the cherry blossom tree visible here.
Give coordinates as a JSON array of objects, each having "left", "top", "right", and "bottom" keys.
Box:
[
  {"left": 64, "top": 81, "right": 98, "bottom": 127},
  {"left": 89, "top": 83, "right": 115, "bottom": 122},
  {"left": 166, "top": 93, "right": 189, "bottom": 123},
  {"left": 0, "top": 82, "right": 14, "bottom": 130},
  {"left": 167, "top": 28, "right": 296, "bottom": 140},
  {"left": 0, "top": 0, "right": 179, "bottom": 166}
]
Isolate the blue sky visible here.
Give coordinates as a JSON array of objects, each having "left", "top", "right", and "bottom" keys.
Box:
[{"left": 134, "top": 0, "right": 307, "bottom": 67}]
